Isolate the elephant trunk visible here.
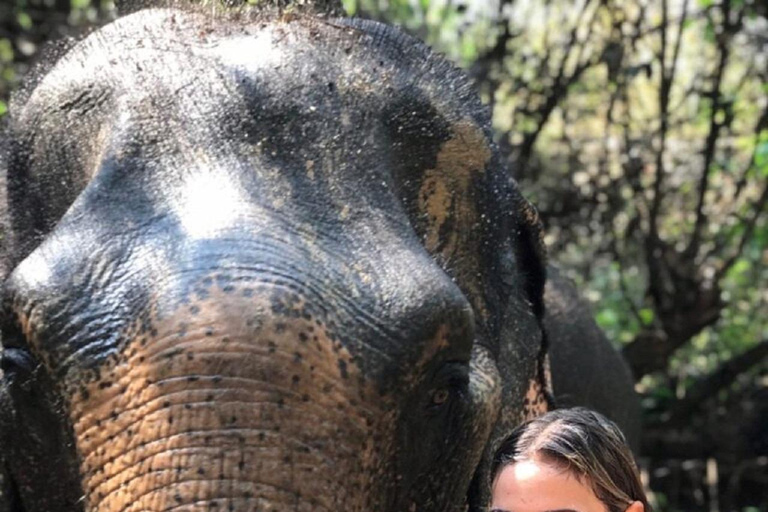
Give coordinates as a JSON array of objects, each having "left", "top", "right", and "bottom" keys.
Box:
[{"left": 68, "top": 289, "right": 392, "bottom": 512}]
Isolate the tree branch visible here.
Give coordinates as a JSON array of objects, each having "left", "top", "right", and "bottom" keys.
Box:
[
  {"left": 468, "top": 0, "right": 516, "bottom": 116},
  {"left": 686, "top": 3, "right": 744, "bottom": 258},
  {"left": 662, "top": 339, "right": 768, "bottom": 426},
  {"left": 733, "top": 104, "right": 768, "bottom": 202},
  {"left": 514, "top": 0, "right": 599, "bottom": 174},
  {"left": 609, "top": 233, "right": 645, "bottom": 326},
  {"left": 716, "top": 181, "right": 768, "bottom": 280},
  {"left": 648, "top": 0, "right": 688, "bottom": 242},
  {"left": 647, "top": 0, "right": 668, "bottom": 235},
  {"left": 705, "top": 103, "right": 768, "bottom": 264}
]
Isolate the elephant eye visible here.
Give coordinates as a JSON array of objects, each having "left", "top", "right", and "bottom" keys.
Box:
[
  {"left": 0, "top": 312, "right": 38, "bottom": 376},
  {"left": 431, "top": 388, "right": 450, "bottom": 406},
  {"left": 0, "top": 347, "right": 38, "bottom": 377},
  {"left": 426, "top": 362, "right": 468, "bottom": 411}
]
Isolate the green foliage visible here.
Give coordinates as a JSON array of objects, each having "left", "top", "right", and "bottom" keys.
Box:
[
  {"left": 341, "top": 0, "right": 356, "bottom": 15},
  {"left": 0, "top": 0, "right": 116, "bottom": 106},
  {"left": 343, "top": 0, "right": 492, "bottom": 67},
  {"left": 16, "top": 12, "right": 33, "bottom": 30},
  {"left": 638, "top": 308, "right": 654, "bottom": 325},
  {"left": 0, "top": 39, "right": 13, "bottom": 63},
  {"left": 591, "top": 262, "right": 645, "bottom": 345},
  {"left": 756, "top": 130, "right": 768, "bottom": 177}
]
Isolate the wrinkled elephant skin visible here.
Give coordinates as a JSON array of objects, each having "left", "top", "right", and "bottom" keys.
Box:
[{"left": 0, "top": 9, "right": 553, "bottom": 512}]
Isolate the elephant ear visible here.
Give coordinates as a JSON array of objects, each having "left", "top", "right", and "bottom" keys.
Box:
[
  {"left": 506, "top": 189, "right": 553, "bottom": 422},
  {"left": 544, "top": 266, "right": 642, "bottom": 452},
  {"left": 465, "top": 182, "right": 554, "bottom": 512}
]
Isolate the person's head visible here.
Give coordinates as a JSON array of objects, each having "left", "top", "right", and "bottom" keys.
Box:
[{"left": 489, "top": 407, "right": 650, "bottom": 512}]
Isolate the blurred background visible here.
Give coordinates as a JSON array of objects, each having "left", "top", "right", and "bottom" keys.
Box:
[{"left": 0, "top": 0, "right": 765, "bottom": 510}]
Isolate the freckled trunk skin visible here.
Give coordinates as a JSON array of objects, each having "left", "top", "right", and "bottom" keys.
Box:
[{"left": 68, "top": 289, "right": 394, "bottom": 512}]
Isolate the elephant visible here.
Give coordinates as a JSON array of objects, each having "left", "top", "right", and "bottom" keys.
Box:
[
  {"left": 0, "top": 4, "right": 639, "bottom": 512},
  {"left": 544, "top": 268, "right": 641, "bottom": 453}
]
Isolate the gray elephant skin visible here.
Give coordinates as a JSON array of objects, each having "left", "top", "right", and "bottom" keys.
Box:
[
  {"left": 545, "top": 268, "right": 641, "bottom": 453},
  {"left": 0, "top": 7, "right": 639, "bottom": 512}
]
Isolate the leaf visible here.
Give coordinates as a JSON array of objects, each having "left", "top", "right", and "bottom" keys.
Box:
[
  {"left": 639, "top": 308, "right": 654, "bottom": 325},
  {"left": 704, "top": 21, "right": 716, "bottom": 43},
  {"left": 652, "top": 385, "right": 675, "bottom": 400},
  {"left": 460, "top": 36, "right": 477, "bottom": 63},
  {"left": 341, "top": 0, "right": 357, "bottom": 15},
  {"left": 16, "top": 12, "right": 32, "bottom": 30},
  {"left": 0, "top": 100, "right": 7, "bottom": 117},
  {"left": 755, "top": 132, "right": 768, "bottom": 176},
  {"left": 596, "top": 309, "right": 619, "bottom": 328},
  {"left": 0, "top": 39, "right": 14, "bottom": 63},
  {"left": 728, "top": 258, "right": 751, "bottom": 278}
]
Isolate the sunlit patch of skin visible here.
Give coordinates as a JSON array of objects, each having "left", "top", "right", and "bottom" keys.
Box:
[
  {"left": 173, "top": 160, "right": 256, "bottom": 240},
  {"left": 419, "top": 175, "right": 451, "bottom": 253},
  {"left": 174, "top": 171, "right": 250, "bottom": 239},
  {"left": 9, "top": 245, "right": 54, "bottom": 292},
  {"left": 418, "top": 120, "right": 490, "bottom": 254},
  {"left": 491, "top": 457, "right": 611, "bottom": 512},
  {"left": 210, "top": 29, "right": 283, "bottom": 73},
  {"left": 417, "top": 120, "right": 492, "bottom": 320},
  {"left": 542, "top": 353, "right": 553, "bottom": 397},
  {"left": 66, "top": 282, "right": 395, "bottom": 512},
  {"left": 520, "top": 374, "right": 550, "bottom": 423}
]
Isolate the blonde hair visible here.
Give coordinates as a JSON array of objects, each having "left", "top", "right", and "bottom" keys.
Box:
[{"left": 490, "top": 407, "right": 650, "bottom": 512}]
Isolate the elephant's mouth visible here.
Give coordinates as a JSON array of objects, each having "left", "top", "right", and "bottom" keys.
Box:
[{"left": 68, "top": 284, "right": 395, "bottom": 512}]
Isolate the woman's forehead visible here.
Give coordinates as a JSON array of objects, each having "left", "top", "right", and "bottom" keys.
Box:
[{"left": 490, "top": 459, "right": 609, "bottom": 512}]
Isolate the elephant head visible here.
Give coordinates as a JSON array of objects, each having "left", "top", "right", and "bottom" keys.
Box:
[{"left": 0, "top": 8, "right": 550, "bottom": 512}]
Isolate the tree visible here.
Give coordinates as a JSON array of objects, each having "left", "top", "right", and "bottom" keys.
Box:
[{"left": 0, "top": 0, "right": 117, "bottom": 115}]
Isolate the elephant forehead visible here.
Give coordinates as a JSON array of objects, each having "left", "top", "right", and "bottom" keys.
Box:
[
  {"left": 18, "top": 8, "right": 497, "bottom": 225},
  {"left": 26, "top": 12, "right": 365, "bottom": 122},
  {"left": 19, "top": 12, "right": 449, "bottom": 218}
]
